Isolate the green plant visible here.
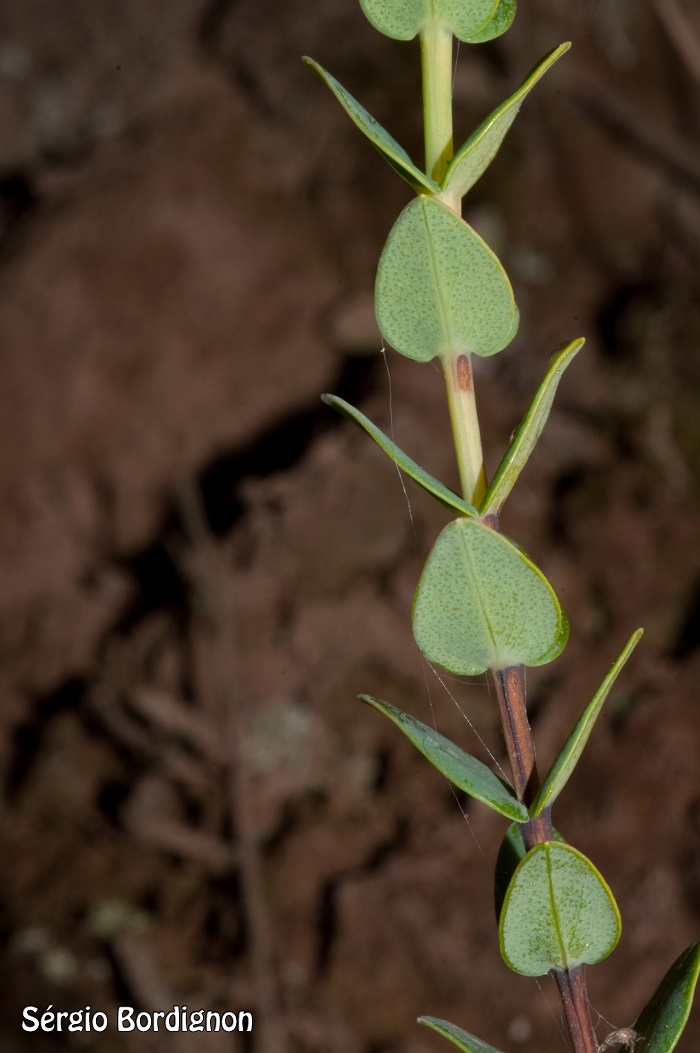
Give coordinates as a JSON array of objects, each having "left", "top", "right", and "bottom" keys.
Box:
[{"left": 305, "top": 3, "right": 700, "bottom": 1052}]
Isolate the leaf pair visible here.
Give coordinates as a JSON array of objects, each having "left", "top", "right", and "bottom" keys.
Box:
[
  {"left": 324, "top": 336, "right": 583, "bottom": 522},
  {"left": 303, "top": 45, "right": 567, "bottom": 203},
  {"left": 361, "top": 631, "right": 640, "bottom": 826},
  {"left": 419, "top": 940, "right": 700, "bottom": 1053}
]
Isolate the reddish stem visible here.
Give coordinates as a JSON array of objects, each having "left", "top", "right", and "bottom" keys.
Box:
[{"left": 491, "top": 664, "right": 599, "bottom": 1053}]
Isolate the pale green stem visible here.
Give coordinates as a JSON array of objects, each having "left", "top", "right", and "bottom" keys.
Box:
[
  {"left": 422, "top": 20, "right": 484, "bottom": 504},
  {"left": 420, "top": 20, "right": 454, "bottom": 185},
  {"left": 442, "top": 353, "right": 487, "bottom": 507}
]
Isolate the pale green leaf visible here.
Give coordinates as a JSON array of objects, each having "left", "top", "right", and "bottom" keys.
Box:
[
  {"left": 464, "top": 0, "right": 516, "bottom": 43},
  {"left": 412, "top": 518, "right": 568, "bottom": 675},
  {"left": 359, "top": 0, "right": 426, "bottom": 40},
  {"left": 480, "top": 338, "right": 583, "bottom": 516},
  {"left": 442, "top": 44, "right": 570, "bottom": 200},
  {"left": 632, "top": 941, "right": 700, "bottom": 1052},
  {"left": 359, "top": 0, "right": 499, "bottom": 42},
  {"left": 375, "top": 196, "right": 516, "bottom": 362},
  {"left": 499, "top": 841, "right": 621, "bottom": 976},
  {"left": 419, "top": 1016, "right": 506, "bottom": 1053},
  {"left": 359, "top": 695, "right": 527, "bottom": 822},
  {"left": 302, "top": 58, "right": 439, "bottom": 195},
  {"left": 530, "top": 629, "right": 643, "bottom": 817},
  {"left": 321, "top": 394, "right": 477, "bottom": 517},
  {"left": 494, "top": 822, "right": 566, "bottom": 921},
  {"left": 434, "top": 0, "right": 500, "bottom": 40}
]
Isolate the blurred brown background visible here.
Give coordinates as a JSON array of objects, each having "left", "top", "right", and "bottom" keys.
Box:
[{"left": 1, "top": 0, "right": 700, "bottom": 1050}]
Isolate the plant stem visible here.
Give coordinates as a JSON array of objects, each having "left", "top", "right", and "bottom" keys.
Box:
[
  {"left": 554, "top": 966, "right": 600, "bottom": 1053},
  {"left": 422, "top": 26, "right": 601, "bottom": 1053},
  {"left": 443, "top": 353, "right": 487, "bottom": 507},
  {"left": 420, "top": 19, "right": 454, "bottom": 184},
  {"left": 491, "top": 668, "right": 600, "bottom": 1053}
]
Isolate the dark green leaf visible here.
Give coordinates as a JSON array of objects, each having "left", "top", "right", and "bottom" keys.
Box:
[
  {"left": 631, "top": 941, "right": 700, "bottom": 1052},
  {"left": 418, "top": 1016, "right": 506, "bottom": 1053},
  {"left": 480, "top": 338, "right": 583, "bottom": 516},
  {"left": 359, "top": 695, "right": 527, "bottom": 821},
  {"left": 442, "top": 44, "right": 569, "bottom": 200},
  {"left": 302, "top": 58, "right": 439, "bottom": 195},
  {"left": 530, "top": 629, "right": 643, "bottom": 817},
  {"left": 321, "top": 394, "right": 477, "bottom": 517}
]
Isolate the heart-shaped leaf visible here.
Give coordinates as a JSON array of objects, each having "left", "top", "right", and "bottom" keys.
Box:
[
  {"left": 359, "top": 0, "right": 499, "bottom": 42},
  {"left": 530, "top": 629, "right": 643, "bottom": 817},
  {"left": 412, "top": 518, "right": 568, "bottom": 675},
  {"left": 359, "top": 695, "right": 527, "bottom": 822},
  {"left": 442, "top": 44, "right": 570, "bottom": 200},
  {"left": 631, "top": 941, "right": 700, "bottom": 1052},
  {"left": 499, "top": 841, "right": 621, "bottom": 976},
  {"left": 376, "top": 196, "right": 517, "bottom": 362},
  {"left": 480, "top": 338, "right": 583, "bottom": 516},
  {"left": 494, "top": 822, "right": 566, "bottom": 922},
  {"left": 322, "top": 394, "right": 477, "bottom": 517},
  {"left": 419, "top": 1016, "right": 506, "bottom": 1053},
  {"left": 302, "top": 58, "right": 439, "bottom": 195},
  {"left": 465, "top": 0, "right": 516, "bottom": 43}
]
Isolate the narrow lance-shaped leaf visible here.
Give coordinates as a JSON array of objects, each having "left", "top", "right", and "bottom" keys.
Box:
[
  {"left": 480, "top": 338, "right": 583, "bottom": 516},
  {"left": 631, "top": 941, "right": 700, "bottom": 1053},
  {"left": 464, "top": 0, "right": 516, "bottom": 43},
  {"left": 418, "top": 1016, "right": 506, "bottom": 1053},
  {"left": 413, "top": 518, "right": 568, "bottom": 676},
  {"left": 376, "top": 195, "right": 517, "bottom": 363},
  {"left": 442, "top": 43, "right": 570, "bottom": 200},
  {"left": 530, "top": 629, "right": 644, "bottom": 817},
  {"left": 359, "top": 695, "right": 528, "bottom": 822},
  {"left": 359, "top": 0, "right": 499, "bottom": 42},
  {"left": 322, "top": 394, "right": 477, "bottom": 517},
  {"left": 302, "top": 58, "right": 439, "bottom": 195},
  {"left": 499, "top": 841, "right": 621, "bottom": 977}
]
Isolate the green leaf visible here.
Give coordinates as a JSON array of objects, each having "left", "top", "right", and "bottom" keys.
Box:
[
  {"left": 359, "top": 694, "right": 528, "bottom": 822},
  {"left": 464, "top": 0, "right": 516, "bottom": 42},
  {"left": 418, "top": 1016, "right": 506, "bottom": 1053},
  {"left": 359, "top": 0, "right": 499, "bottom": 42},
  {"left": 632, "top": 941, "right": 700, "bottom": 1052},
  {"left": 480, "top": 338, "right": 583, "bottom": 516},
  {"left": 302, "top": 58, "right": 439, "bottom": 195},
  {"left": 530, "top": 629, "right": 644, "bottom": 817},
  {"left": 494, "top": 823, "right": 566, "bottom": 922},
  {"left": 412, "top": 518, "right": 568, "bottom": 675},
  {"left": 499, "top": 841, "right": 621, "bottom": 976},
  {"left": 442, "top": 44, "right": 570, "bottom": 200},
  {"left": 376, "top": 196, "right": 517, "bottom": 363},
  {"left": 321, "top": 394, "right": 477, "bottom": 517}
]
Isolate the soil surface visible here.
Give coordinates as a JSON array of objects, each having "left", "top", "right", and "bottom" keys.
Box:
[{"left": 1, "top": 1, "right": 700, "bottom": 1051}]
